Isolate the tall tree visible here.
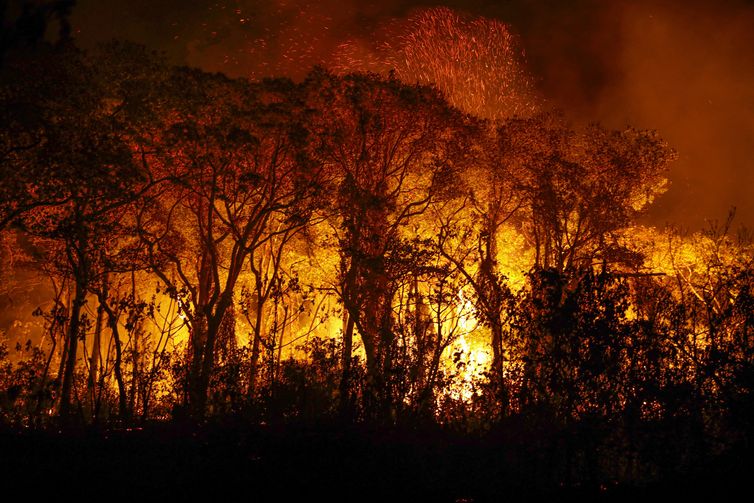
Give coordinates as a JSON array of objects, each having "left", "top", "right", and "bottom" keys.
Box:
[
  {"left": 500, "top": 113, "right": 674, "bottom": 274},
  {"left": 303, "top": 69, "right": 473, "bottom": 421},
  {"left": 140, "top": 70, "right": 322, "bottom": 418},
  {"left": 434, "top": 128, "right": 521, "bottom": 406},
  {"left": 1, "top": 44, "right": 161, "bottom": 423}
]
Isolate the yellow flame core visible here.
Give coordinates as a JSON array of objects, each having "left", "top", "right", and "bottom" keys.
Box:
[
  {"left": 447, "top": 333, "right": 491, "bottom": 402},
  {"left": 439, "top": 289, "right": 491, "bottom": 403}
]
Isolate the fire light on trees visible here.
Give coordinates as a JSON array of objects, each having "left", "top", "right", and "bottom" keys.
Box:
[{"left": 1, "top": 11, "right": 752, "bottom": 480}]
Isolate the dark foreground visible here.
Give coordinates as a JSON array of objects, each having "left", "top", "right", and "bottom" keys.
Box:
[{"left": 1, "top": 422, "right": 751, "bottom": 502}]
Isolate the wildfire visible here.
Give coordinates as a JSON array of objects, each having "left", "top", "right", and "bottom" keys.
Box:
[
  {"left": 4, "top": 5, "right": 751, "bottom": 438},
  {"left": 333, "top": 7, "right": 539, "bottom": 119},
  {"left": 445, "top": 332, "right": 491, "bottom": 403}
]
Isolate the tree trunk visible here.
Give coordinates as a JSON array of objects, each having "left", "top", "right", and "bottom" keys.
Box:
[
  {"left": 191, "top": 292, "right": 235, "bottom": 419},
  {"left": 59, "top": 276, "right": 86, "bottom": 423},
  {"left": 129, "top": 326, "right": 139, "bottom": 416},
  {"left": 87, "top": 301, "right": 104, "bottom": 423},
  {"left": 343, "top": 251, "right": 396, "bottom": 423},
  {"left": 490, "top": 318, "right": 509, "bottom": 415},
  {"left": 187, "top": 314, "right": 206, "bottom": 412},
  {"left": 339, "top": 314, "right": 355, "bottom": 419},
  {"left": 192, "top": 316, "right": 219, "bottom": 419},
  {"left": 275, "top": 305, "right": 287, "bottom": 385},
  {"left": 104, "top": 304, "right": 129, "bottom": 420},
  {"left": 35, "top": 335, "right": 56, "bottom": 422},
  {"left": 248, "top": 297, "right": 265, "bottom": 396},
  {"left": 53, "top": 315, "right": 67, "bottom": 413}
]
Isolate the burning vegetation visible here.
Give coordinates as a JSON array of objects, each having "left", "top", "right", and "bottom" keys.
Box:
[{"left": 1, "top": 4, "right": 754, "bottom": 499}]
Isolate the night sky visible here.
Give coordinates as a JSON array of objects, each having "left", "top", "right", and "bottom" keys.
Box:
[{"left": 70, "top": 0, "right": 754, "bottom": 230}]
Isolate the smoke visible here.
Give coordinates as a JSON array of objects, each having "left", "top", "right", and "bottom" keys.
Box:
[
  {"left": 515, "top": 0, "right": 754, "bottom": 229},
  {"left": 72, "top": 1, "right": 415, "bottom": 79},
  {"left": 611, "top": 0, "right": 754, "bottom": 230},
  {"left": 69, "top": 0, "right": 754, "bottom": 229},
  {"left": 331, "top": 7, "right": 540, "bottom": 119}
]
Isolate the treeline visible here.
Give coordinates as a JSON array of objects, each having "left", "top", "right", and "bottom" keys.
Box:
[{"left": 1, "top": 41, "right": 754, "bottom": 485}]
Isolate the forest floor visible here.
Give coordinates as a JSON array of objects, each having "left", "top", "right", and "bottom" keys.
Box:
[{"left": 0, "top": 422, "right": 751, "bottom": 502}]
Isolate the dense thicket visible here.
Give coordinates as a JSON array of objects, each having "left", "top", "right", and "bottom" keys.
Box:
[{"left": 2, "top": 43, "right": 753, "bottom": 490}]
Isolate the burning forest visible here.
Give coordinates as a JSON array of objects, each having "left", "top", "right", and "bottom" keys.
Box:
[{"left": 1, "top": 1, "right": 754, "bottom": 500}]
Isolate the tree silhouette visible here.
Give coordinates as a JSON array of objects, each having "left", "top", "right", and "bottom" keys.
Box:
[
  {"left": 302, "top": 69, "right": 473, "bottom": 420},
  {"left": 500, "top": 113, "right": 674, "bottom": 274},
  {"left": 139, "top": 70, "right": 323, "bottom": 418}
]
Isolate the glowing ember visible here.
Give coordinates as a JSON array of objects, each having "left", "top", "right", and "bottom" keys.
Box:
[{"left": 333, "top": 7, "right": 539, "bottom": 119}]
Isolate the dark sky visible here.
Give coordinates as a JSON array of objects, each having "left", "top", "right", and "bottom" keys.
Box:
[{"left": 69, "top": 0, "right": 754, "bottom": 230}]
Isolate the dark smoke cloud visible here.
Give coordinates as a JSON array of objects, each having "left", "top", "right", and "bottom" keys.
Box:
[
  {"left": 591, "top": 0, "right": 754, "bottom": 230},
  {"left": 69, "top": 0, "right": 754, "bottom": 229},
  {"left": 507, "top": 0, "right": 754, "bottom": 229},
  {"left": 71, "top": 1, "right": 415, "bottom": 78}
]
